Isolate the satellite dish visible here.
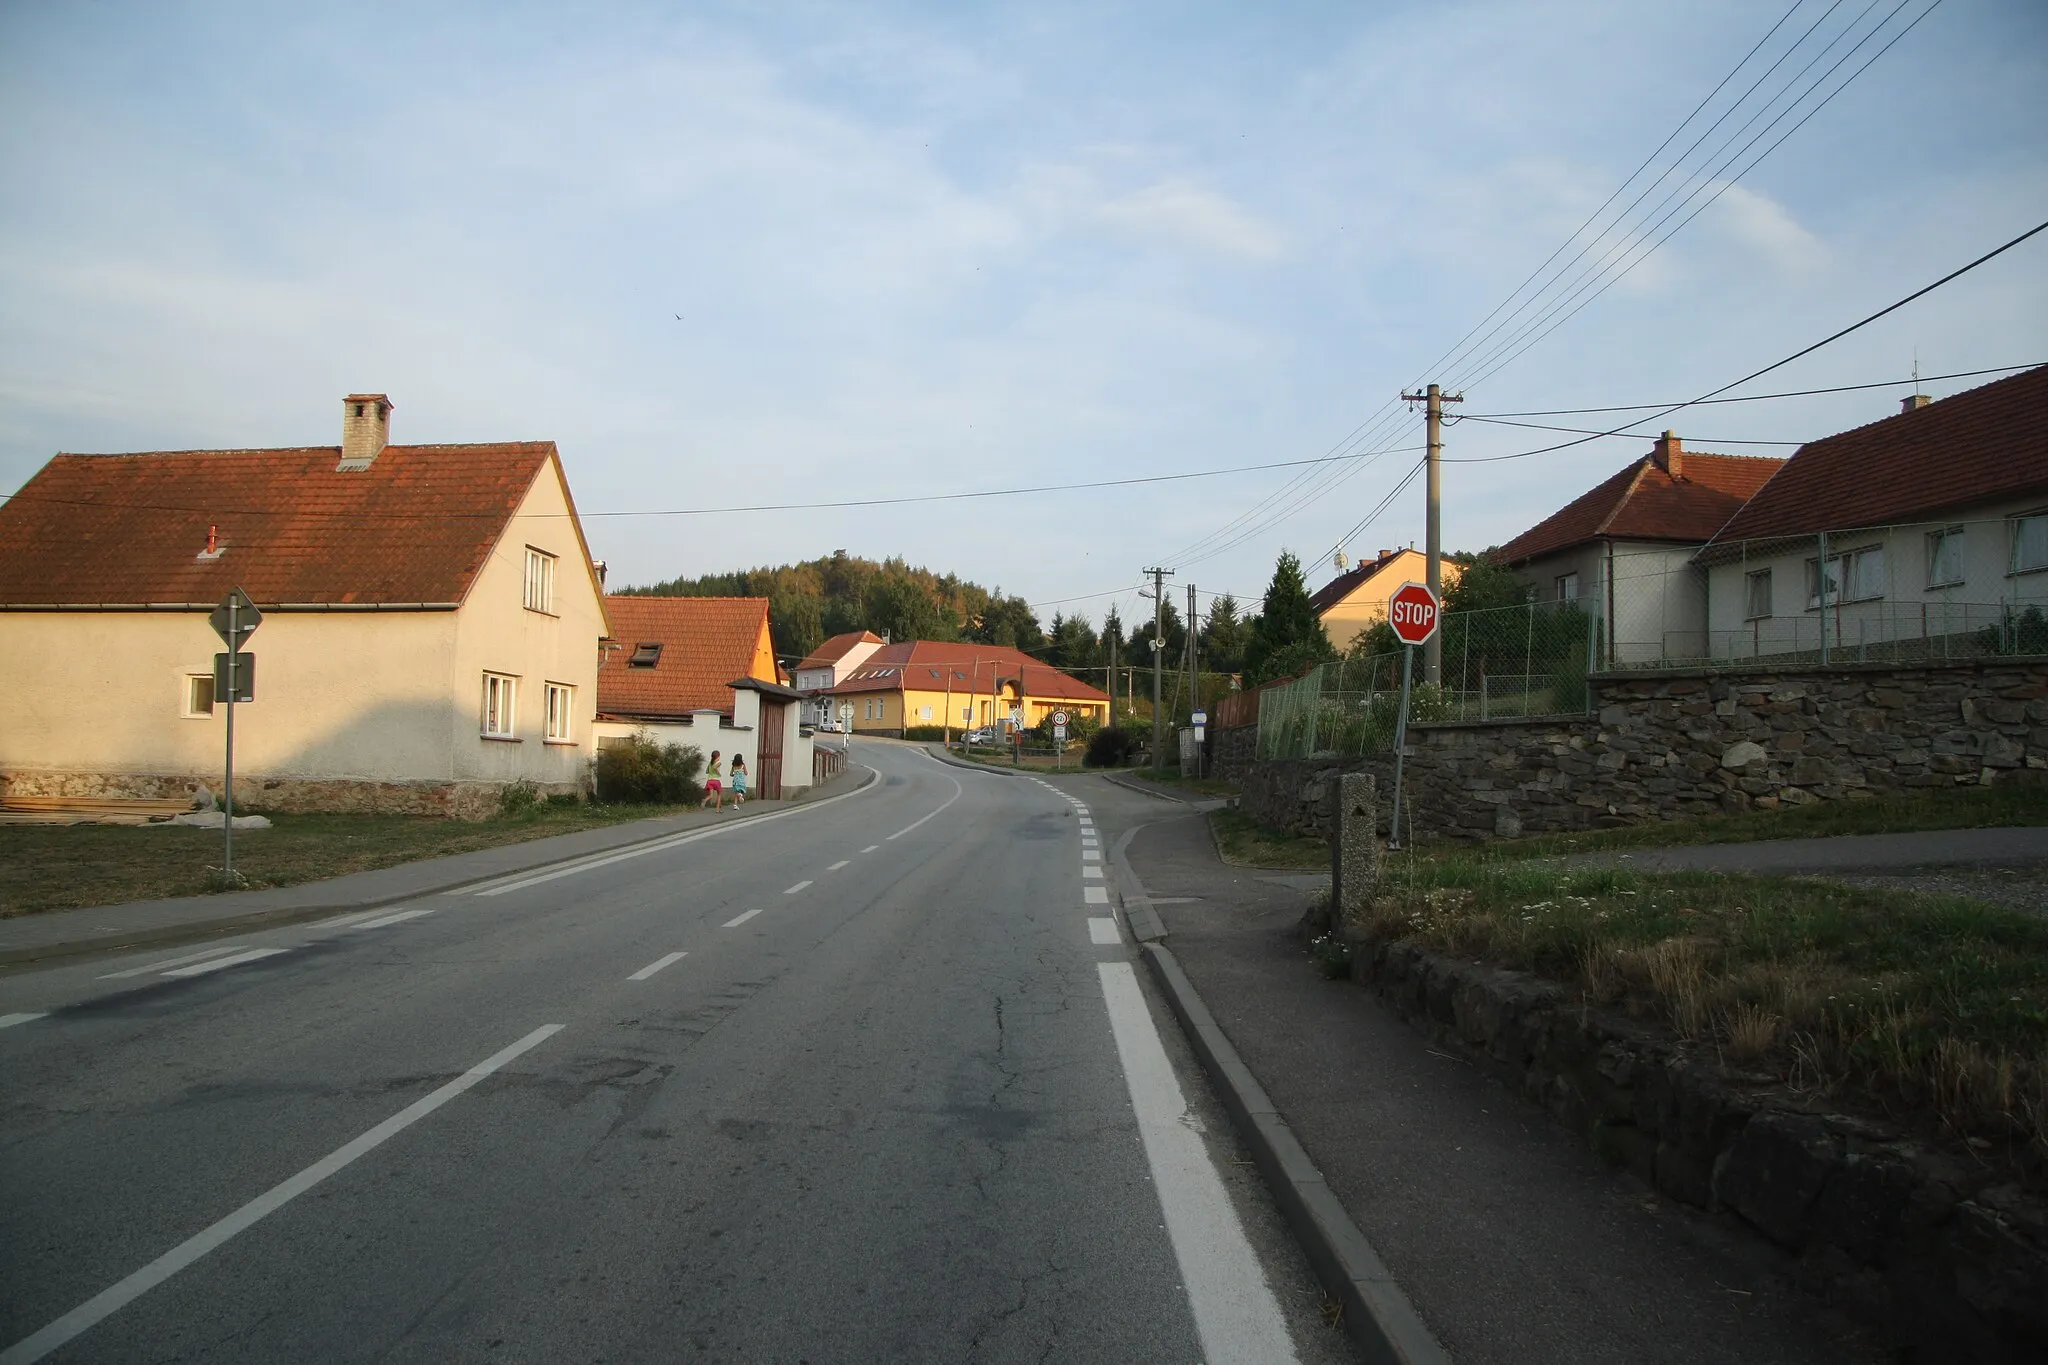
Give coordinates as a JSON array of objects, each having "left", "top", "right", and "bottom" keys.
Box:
[{"left": 1333, "top": 549, "right": 1350, "bottom": 571}]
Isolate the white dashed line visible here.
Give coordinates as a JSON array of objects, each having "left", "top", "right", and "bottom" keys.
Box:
[
  {"left": 0, "top": 1013, "right": 47, "bottom": 1031},
  {"left": 861, "top": 845, "right": 879, "bottom": 853},
  {"left": 826, "top": 860, "right": 849, "bottom": 871},
  {"left": 1088, "top": 918, "right": 1120, "bottom": 945},
  {"left": 723, "top": 908, "right": 767, "bottom": 928},
  {"left": 784, "top": 880, "right": 813, "bottom": 895},
  {"left": 99, "top": 944, "right": 247, "bottom": 979},
  {"left": 162, "top": 948, "right": 290, "bottom": 978},
  {"left": 347, "top": 908, "right": 434, "bottom": 931},
  {"left": 628, "top": 952, "right": 688, "bottom": 981},
  {"left": 1082, "top": 849, "right": 1101, "bottom": 862},
  {"left": 1085, "top": 886, "right": 1109, "bottom": 904}
]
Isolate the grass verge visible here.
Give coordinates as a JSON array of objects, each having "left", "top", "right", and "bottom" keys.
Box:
[
  {"left": 0, "top": 802, "right": 693, "bottom": 918},
  {"left": 1468, "top": 781, "right": 2048, "bottom": 861},
  {"left": 1209, "top": 808, "right": 1329, "bottom": 870},
  {"left": 1364, "top": 851, "right": 2048, "bottom": 1168}
]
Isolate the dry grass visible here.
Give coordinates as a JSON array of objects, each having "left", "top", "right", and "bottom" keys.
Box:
[
  {"left": 1208, "top": 809, "right": 1330, "bottom": 870},
  {"left": 1365, "top": 853, "right": 2048, "bottom": 1167}
]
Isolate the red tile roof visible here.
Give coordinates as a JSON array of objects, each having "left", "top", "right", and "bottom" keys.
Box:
[
  {"left": 1709, "top": 365, "right": 2048, "bottom": 545},
  {"left": 827, "top": 640, "right": 1110, "bottom": 702},
  {"left": 795, "top": 629, "right": 884, "bottom": 671},
  {"left": 598, "top": 596, "right": 774, "bottom": 719},
  {"left": 1495, "top": 443, "right": 1783, "bottom": 565},
  {"left": 0, "top": 443, "right": 566, "bottom": 606}
]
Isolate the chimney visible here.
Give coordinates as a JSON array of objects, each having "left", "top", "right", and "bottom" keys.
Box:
[
  {"left": 1653, "top": 430, "right": 1683, "bottom": 478},
  {"left": 1901, "top": 393, "right": 1931, "bottom": 414},
  {"left": 338, "top": 393, "right": 392, "bottom": 471}
]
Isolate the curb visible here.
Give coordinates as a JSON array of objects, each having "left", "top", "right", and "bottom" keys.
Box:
[
  {"left": 919, "top": 743, "right": 1039, "bottom": 778},
  {"left": 1, "top": 765, "right": 882, "bottom": 972},
  {"left": 1099, "top": 772, "right": 1192, "bottom": 803},
  {"left": 1111, "top": 817, "right": 1448, "bottom": 1365}
]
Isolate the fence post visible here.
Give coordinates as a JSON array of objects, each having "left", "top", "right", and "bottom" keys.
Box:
[{"left": 1817, "top": 530, "right": 1830, "bottom": 665}]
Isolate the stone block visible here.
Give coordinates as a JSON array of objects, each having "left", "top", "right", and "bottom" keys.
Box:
[
  {"left": 1721, "top": 740, "right": 1767, "bottom": 769},
  {"left": 1714, "top": 1113, "right": 1841, "bottom": 1248},
  {"left": 1329, "top": 772, "right": 1379, "bottom": 932}
]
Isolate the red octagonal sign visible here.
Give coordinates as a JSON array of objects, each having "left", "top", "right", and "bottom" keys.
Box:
[{"left": 1386, "top": 581, "right": 1441, "bottom": 646}]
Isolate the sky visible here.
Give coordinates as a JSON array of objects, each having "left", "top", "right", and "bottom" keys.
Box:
[{"left": 3, "top": 0, "right": 2044, "bottom": 634}]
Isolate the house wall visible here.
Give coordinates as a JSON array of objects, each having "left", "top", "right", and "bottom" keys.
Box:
[
  {"left": 1703, "top": 497, "right": 2048, "bottom": 662},
  {"left": 1319, "top": 550, "right": 1455, "bottom": 652},
  {"left": 1512, "top": 541, "right": 1708, "bottom": 666},
  {"left": 596, "top": 697, "right": 810, "bottom": 794}
]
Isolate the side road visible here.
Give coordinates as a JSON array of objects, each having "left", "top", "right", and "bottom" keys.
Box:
[
  {"left": 0, "top": 766, "right": 876, "bottom": 970},
  {"left": 1110, "top": 803, "right": 1890, "bottom": 1365}
]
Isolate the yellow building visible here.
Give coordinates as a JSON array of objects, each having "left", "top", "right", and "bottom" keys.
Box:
[
  {"left": 825, "top": 642, "right": 1109, "bottom": 736},
  {"left": 1310, "top": 548, "right": 1462, "bottom": 652}
]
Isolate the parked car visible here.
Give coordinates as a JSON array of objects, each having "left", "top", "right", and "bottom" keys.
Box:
[{"left": 963, "top": 727, "right": 997, "bottom": 744}]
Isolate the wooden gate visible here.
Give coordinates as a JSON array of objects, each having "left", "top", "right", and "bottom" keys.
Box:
[{"left": 756, "top": 699, "right": 787, "bottom": 800}]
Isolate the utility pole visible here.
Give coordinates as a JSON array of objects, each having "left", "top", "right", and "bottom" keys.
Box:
[
  {"left": 1402, "top": 383, "right": 1463, "bottom": 684},
  {"left": 1186, "top": 582, "right": 1199, "bottom": 777},
  {"left": 1143, "top": 566, "right": 1174, "bottom": 774}
]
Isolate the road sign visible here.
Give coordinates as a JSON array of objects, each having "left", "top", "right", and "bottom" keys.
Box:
[
  {"left": 1053, "top": 725, "right": 1067, "bottom": 741},
  {"left": 1386, "top": 581, "right": 1442, "bottom": 647},
  {"left": 1191, "top": 710, "right": 1207, "bottom": 726},
  {"left": 210, "top": 588, "right": 262, "bottom": 649},
  {"left": 213, "top": 652, "right": 254, "bottom": 702},
  {"left": 1052, "top": 709, "right": 1069, "bottom": 727}
]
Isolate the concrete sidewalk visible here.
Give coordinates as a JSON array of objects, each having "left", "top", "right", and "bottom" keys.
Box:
[
  {"left": 1566, "top": 824, "right": 2048, "bottom": 874},
  {"left": 0, "top": 766, "right": 876, "bottom": 970},
  {"left": 1120, "top": 810, "right": 1887, "bottom": 1365}
]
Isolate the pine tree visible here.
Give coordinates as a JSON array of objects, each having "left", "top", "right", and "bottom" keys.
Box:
[{"left": 1242, "top": 551, "right": 1334, "bottom": 685}]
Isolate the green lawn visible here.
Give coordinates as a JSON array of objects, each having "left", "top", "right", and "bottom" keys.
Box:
[{"left": 1208, "top": 808, "right": 1328, "bottom": 870}]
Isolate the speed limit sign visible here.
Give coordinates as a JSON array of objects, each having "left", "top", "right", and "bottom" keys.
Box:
[{"left": 1052, "top": 709, "right": 1069, "bottom": 726}]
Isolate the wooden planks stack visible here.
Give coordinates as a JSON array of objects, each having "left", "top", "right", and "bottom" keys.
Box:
[{"left": 0, "top": 795, "right": 196, "bottom": 826}]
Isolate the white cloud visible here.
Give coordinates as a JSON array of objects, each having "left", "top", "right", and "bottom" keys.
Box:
[
  {"left": 1713, "top": 183, "right": 1826, "bottom": 271},
  {"left": 1095, "top": 178, "right": 1285, "bottom": 260}
]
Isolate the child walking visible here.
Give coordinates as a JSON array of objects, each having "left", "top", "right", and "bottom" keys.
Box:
[
  {"left": 701, "top": 750, "right": 724, "bottom": 811},
  {"left": 729, "top": 754, "right": 748, "bottom": 806}
]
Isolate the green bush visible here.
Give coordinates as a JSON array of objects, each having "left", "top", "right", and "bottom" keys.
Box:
[
  {"left": 902, "top": 725, "right": 948, "bottom": 741},
  {"left": 592, "top": 731, "right": 705, "bottom": 804},
  {"left": 1085, "top": 725, "right": 1141, "bottom": 768},
  {"left": 496, "top": 779, "right": 542, "bottom": 817}
]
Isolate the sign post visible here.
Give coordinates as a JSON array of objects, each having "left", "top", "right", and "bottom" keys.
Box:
[
  {"left": 1384, "top": 581, "right": 1441, "bottom": 850},
  {"left": 1052, "top": 709, "right": 1069, "bottom": 769},
  {"left": 1190, "top": 709, "right": 1208, "bottom": 779},
  {"left": 208, "top": 588, "right": 262, "bottom": 882}
]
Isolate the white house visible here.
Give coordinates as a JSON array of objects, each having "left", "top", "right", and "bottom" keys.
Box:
[
  {"left": 1495, "top": 434, "right": 1783, "bottom": 666},
  {"left": 1697, "top": 367, "right": 2048, "bottom": 662},
  {"left": 0, "top": 395, "right": 609, "bottom": 815},
  {"left": 792, "top": 629, "right": 885, "bottom": 727}
]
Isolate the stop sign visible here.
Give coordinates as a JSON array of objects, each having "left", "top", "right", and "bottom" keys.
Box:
[{"left": 1386, "top": 581, "right": 1441, "bottom": 646}]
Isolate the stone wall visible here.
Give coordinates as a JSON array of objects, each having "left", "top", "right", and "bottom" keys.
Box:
[
  {"left": 1206, "top": 723, "right": 1260, "bottom": 782},
  {"left": 1242, "top": 658, "right": 2048, "bottom": 843},
  {"left": 0, "top": 769, "right": 581, "bottom": 819},
  {"left": 1349, "top": 936, "right": 2048, "bottom": 1360}
]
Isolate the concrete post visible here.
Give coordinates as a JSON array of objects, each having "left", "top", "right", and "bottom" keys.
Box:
[{"left": 1330, "top": 772, "right": 1380, "bottom": 935}]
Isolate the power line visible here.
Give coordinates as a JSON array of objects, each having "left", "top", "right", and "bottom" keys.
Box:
[
  {"left": 1453, "top": 415, "right": 1805, "bottom": 445},
  {"left": 1458, "top": 363, "right": 2040, "bottom": 417}
]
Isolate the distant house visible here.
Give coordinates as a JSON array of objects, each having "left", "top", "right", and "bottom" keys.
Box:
[
  {"left": 827, "top": 642, "right": 1109, "bottom": 736},
  {"left": 1310, "top": 547, "right": 1460, "bottom": 652},
  {"left": 1495, "top": 434, "right": 1783, "bottom": 665},
  {"left": 1696, "top": 366, "right": 2048, "bottom": 662},
  {"left": 792, "top": 629, "right": 886, "bottom": 728},
  {"left": 593, "top": 595, "right": 814, "bottom": 798},
  {"left": 0, "top": 394, "right": 608, "bottom": 815}
]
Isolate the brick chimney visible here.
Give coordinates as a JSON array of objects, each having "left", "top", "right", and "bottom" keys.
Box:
[
  {"left": 1652, "top": 430, "right": 1683, "bottom": 478},
  {"left": 1901, "top": 393, "right": 1931, "bottom": 414},
  {"left": 338, "top": 393, "right": 392, "bottom": 471}
]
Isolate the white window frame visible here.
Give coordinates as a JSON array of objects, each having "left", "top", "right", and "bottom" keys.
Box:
[
  {"left": 1806, "top": 546, "right": 1884, "bottom": 609},
  {"left": 1926, "top": 526, "right": 1966, "bottom": 589},
  {"left": 523, "top": 547, "right": 556, "bottom": 614},
  {"left": 1744, "top": 569, "right": 1772, "bottom": 621},
  {"left": 183, "top": 673, "right": 215, "bottom": 718},
  {"left": 1554, "top": 572, "right": 1579, "bottom": 602},
  {"left": 543, "top": 682, "right": 574, "bottom": 743},
  {"left": 2012, "top": 512, "right": 2048, "bottom": 576},
  {"left": 482, "top": 672, "right": 519, "bottom": 739}
]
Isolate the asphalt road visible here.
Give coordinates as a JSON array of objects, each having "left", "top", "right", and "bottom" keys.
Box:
[{"left": 0, "top": 743, "right": 1352, "bottom": 1364}]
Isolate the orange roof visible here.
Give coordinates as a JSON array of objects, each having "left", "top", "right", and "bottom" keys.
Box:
[
  {"left": 827, "top": 640, "right": 1109, "bottom": 703},
  {"left": 1496, "top": 440, "right": 1782, "bottom": 565},
  {"left": 795, "top": 629, "right": 884, "bottom": 671},
  {"left": 598, "top": 596, "right": 774, "bottom": 719},
  {"left": 1710, "top": 366, "right": 2048, "bottom": 545},
  {"left": 0, "top": 443, "right": 570, "bottom": 607}
]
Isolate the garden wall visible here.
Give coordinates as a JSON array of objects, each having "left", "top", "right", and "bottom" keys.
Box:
[{"left": 1241, "top": 657, "right": 2048, "bottom": 843}]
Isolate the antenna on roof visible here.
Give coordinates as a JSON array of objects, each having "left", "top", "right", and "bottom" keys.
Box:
[{"left": 1333, "top": 548, "right": 1350, "bottom": 571}]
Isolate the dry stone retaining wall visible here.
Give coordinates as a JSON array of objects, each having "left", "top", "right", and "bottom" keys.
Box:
[{"left": 0, "top": 769, "right": 578, "bottom": 819}]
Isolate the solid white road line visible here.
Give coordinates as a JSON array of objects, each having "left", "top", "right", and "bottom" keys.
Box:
[
  {"left": 1096, "top": 964, "right": 1298, "bottom": 1364},
  {"left": 1088, "top": 918, "right": 1120, "bottom": 945},
  {"left": 347, "top": 908, "right": 434, "bottom": 931},
  {"left": 783, "top": 880, "right": 813, "bottom": 895},
  {"left": 0, "top": 1024, "right": 564, "bottom": 1365},
  {"left": 826, "top": 860, "right": 849, "bottom": 871},
  {"left": 628, "top": 952, "right": 688, "bottom": 981},
  {"left": 0, "top": 1013, "right": 47, "bottom": 1031},
  {"left": 723, "top": 907, "right": 767, "bottom": 928},
  {"left": 98, "top": 944, "right": 246, "bottom": 980},
  {"left": 886, "top": 772, "right": 965, "bottom": 841},
  {"left": 1085, "top": 886, "right": 1109, "bottom": 904},
  {"left": 861, "top": 845, "right": 879, "bottom": 853},
  {"left": 309, "top": 909, "right": 399, "bottom": 930},
  {"left": 161, "top": 948, "right": 290, "bottom": 978}
]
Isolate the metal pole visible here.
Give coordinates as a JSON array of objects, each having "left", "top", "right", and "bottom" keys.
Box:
[
  {"left": 223, "top": 600, "right": 237, "bottom": 884},
  {"left": 1817, "top": 530, "right": 1830, "bottom": 665},
  {"left": 1388, "top": 645, "right": 1415, "bottom": 850}
]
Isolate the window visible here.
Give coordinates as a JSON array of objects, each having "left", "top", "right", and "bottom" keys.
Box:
[
  {"left": 1927, "top": 527, "right": 1965, "bottom": 588},
  {"left": 184, "top": 674, "right": 215, "bottom": 718},
  {"left": 919, "top": 705, "right": 933, "bottom": 721},
  {"left": 523, "top": 547, "right": 556, "bottom": 614},
  {"left": 1744, "top": 569, "right": 1772, "bottom": 621},
  {"left": 628, "top": 642, "right": 662, "bottom": 668},
  {"left": 1806, "top": 546, "right": 1884, "bottom": 608},
  {"left": 2013, "top": 513, "right": 2048, "bottom": 575},
  {"left": 482, "top": 672, "right": 518, "bottom": 738},
  {"left": 544, "top": 683, "right": 573, "bottom": 743},
  {"left": 1554, "top": 572, "right": 1579, "bottom": 601}
]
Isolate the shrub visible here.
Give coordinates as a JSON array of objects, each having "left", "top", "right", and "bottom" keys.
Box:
[
  {"left": 1085, "top": 725, "right": 1141, "bottom": 768},
  {"left": 496, "top": 779, "right": 542, "bottom": 817},
  {"left": 592, "top": 731, "right": 704, "bottom": 804},
  {"left": 902, "top": 725, "right": 948, "bottom": 741}
]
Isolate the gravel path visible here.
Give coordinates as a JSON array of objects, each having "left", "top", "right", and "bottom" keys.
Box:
[{"left": 1816, "top": 861, "right": 2048, "bottom": 917}]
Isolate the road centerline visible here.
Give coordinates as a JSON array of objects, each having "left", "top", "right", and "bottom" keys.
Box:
[
  {"left": 98, "top": 944, "right": 247, "bottom": 980},
  {"left": 628, "top": 952, "right": 688, "bottom": 981},
  {"left": 783, "top": 880, "right": 813, "bottom": 895},
  {"left": 161, "top": 948, "right": 290, "bottom": 979},
  {"left": 723, "top": 908, "right": 767, "bottom": 928}
]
